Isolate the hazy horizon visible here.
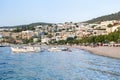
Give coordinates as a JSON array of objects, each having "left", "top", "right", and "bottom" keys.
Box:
[{"left": 0, "top": 0, "right": 120, "bottom": 26}]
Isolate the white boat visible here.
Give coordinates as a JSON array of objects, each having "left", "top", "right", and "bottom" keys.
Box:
[
  {"left": 11, "top": 46, "right": 41, "bottom": 53},
  {"left": 48, "top": 47, "right": 69, "bottom": 52}
]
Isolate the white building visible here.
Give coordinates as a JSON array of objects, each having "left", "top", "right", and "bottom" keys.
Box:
[
  {"left": 101, "top": 20, "right": 117, "bottom": 26},
  {"left": 0, "top": 35, "right": 2, "bottom": 38},
  {"left": 0, "top": 27, "right": 16, "bottom": 31},
  {"left": 21, "top": 30, "right": 34, "bottom": 39},
  {"left": 41, "top": 38, "right": 50, "bottom": 44},
  {"left": 106, "top": 26, "right": 120, "bottom": 33}
]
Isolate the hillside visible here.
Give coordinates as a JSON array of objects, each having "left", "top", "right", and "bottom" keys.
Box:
[
  {"left": 29, "top": 22, "right": 53, "bottom": 26},
  {"left": 0, "top": 22, "right": 53, "bottom": 28},
  {"left": 86, "top": 11, "right": 120, "bottom": 23}
]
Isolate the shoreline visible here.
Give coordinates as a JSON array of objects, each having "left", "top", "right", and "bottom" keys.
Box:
[{"left": 71, "top": 45, "right": 120, "bottom": 59}]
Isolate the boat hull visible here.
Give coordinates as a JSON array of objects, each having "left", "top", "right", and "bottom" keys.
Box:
[
  {"left": 48, "top": 47, "right": 68, "bottom": 52},
  {"left": 11, "top": 46, "right": 41, "bottom": 53}
]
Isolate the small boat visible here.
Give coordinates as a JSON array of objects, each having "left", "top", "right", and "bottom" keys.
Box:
[
  {"left": 0, "top": 44, "right": 6, "bottom": 47},
  {"left": 0, "top": 45, "right": 6, "bottom": 47},
  {"left": 11, "top": 46, "right": 41, "bottom": 53},
  {"left": 48, "top": 47, "right": 69, "bottom": 52}
]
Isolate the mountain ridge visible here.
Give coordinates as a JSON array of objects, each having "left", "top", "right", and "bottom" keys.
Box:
[
  {"left": 85, "top": 11, "right": 120, "bottom": 23},
  {"left": 0, "top": 22, "right": 53, "bottom": 28}
]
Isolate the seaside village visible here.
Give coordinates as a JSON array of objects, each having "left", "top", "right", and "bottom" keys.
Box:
[{"left": 0, "top": 20, "right": 120, "bottom": 47}]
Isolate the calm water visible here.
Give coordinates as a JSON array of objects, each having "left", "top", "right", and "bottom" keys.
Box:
[{"left": 0, "top": 47, "right": 120, "bottom": 80}]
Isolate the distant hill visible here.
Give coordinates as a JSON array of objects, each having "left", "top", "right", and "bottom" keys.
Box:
[
  {"left": 86, "top": 11, "right": 120, "bottom": 23},
  {"left": 29, "top": 22, "right": 53, "bottom": 26},
  {"left": 0, "top": 22, "right": 53, "bottom": 28}
]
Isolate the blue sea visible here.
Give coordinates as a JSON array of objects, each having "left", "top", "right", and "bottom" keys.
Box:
[{"left": 0, "top": 46, "right": 120, "bottom": 80}]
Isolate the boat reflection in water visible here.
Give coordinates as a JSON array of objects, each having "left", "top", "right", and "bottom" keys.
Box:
[{"left": 11, "top": 46, "right": 41, "bottom": 53}]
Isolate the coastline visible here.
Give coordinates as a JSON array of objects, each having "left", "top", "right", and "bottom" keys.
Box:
[{"left": 72, "top": 45, "right": 120, "bottom": 59}]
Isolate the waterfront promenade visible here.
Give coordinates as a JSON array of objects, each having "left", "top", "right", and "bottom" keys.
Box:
[{"left": 73, "top": 46, "right": 120, "bottom": 59}]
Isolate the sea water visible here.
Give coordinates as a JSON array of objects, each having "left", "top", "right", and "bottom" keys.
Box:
[{"left": 0, "top": 47, "right": 120, "bottom": 80}]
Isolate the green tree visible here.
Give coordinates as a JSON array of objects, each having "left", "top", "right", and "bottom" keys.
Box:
[
  {"left": 12, "top": 27, "right": 22, "bottom": 32},
  {"left": 47, "top": 34, "right": 53, "bottom": 38},
  {"left": 66, "top": 37, "right": 74, "bottom": 41},
  {"left": 28, "top": 26, "right": 35, "bottom": 30},
  {"left": 95, "top": 35, "right": 105, "bottom": 43},
  {"left": 57, "top": 40, "right": 66, "bottom": 44},
  {"left": 107, "top": 24, "right": 113, "bottom": 28}
]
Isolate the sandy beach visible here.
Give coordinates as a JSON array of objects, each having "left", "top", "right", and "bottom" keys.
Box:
[{"left": 72, "top": 46, "right": 120, "bottom": 59}]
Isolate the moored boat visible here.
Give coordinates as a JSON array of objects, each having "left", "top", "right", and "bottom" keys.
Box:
[
  {"left": 0, "top": 44, "right": 6, "bottom": 47},
  {"left": 11, "top": 46, "right": 41, "bottom": 53},
  {"left": 48, "top": 47, "right": 69, "bottom": 52}
]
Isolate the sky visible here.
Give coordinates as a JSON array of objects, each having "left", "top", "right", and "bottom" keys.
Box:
[{"left": 0, "top": 0, "right": 120, "bottom": 26}]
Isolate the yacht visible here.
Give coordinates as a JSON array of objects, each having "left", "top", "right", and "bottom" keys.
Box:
[
  {"left": 11, "top": 46, "right": 41, "bottom": 53},
  {"left": 48, "top": 47, "right": 69, "bottom": 52}
]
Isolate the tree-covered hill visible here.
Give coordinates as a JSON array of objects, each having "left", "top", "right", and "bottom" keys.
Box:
[
  {"left": 29, "top": 22, "right": 53, "bottom": 26},
  {"left": 0, "top": 22, "right": 53, "bottom": 28},
  {"left": 86, "top": 11, "right": 120, "bottom": 23}
]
